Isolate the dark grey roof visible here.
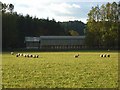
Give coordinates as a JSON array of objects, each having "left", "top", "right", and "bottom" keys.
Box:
[
  {"left": 25, "top": 36, "right": 85, "bottom": 41},
  {"left": 40, "top": 36, "right": 85, "bottom": 39},
  {"left": 25, "top": 37, "right": 39, "bottom": 41}
]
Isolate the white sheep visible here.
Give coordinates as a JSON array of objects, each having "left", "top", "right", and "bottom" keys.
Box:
[
  {"left": 36, "top": 55, "right": 39, "bottom": 58},
  {"left": 27, "top": 54, "right": 30, "bottom": 57},
  {"left": 74, "top": 54, "right": 79, "bottom": 58},
  {"left": 28, "top": 54, "right": 31, "bottom": 57},
  {"left": 32, "top": 55, "right": 35, "bottom": 58},
  {"left": 107, "top": 54, "right": 110, "bottom": 57},
  {"left": 23, "top": 54, "right": 25, "bottom": 56},
  {"left": 16, "top": 54, "right": 19, "bottom": 57},
  {"left": 103, "top": 54, "right": 106, "bottom": 57},
  {"left": 19, "top": 53, "right": 23, "bottom": 56},
  {"left": 100, "top": 54, "right": 103, "bottom": 57},
  {"left": 17, "top": 53, "right": 21, "bottom": 56},
  {"left": 11, "top": 52, "right": 14, "bottom": 55},
  {"left": 30, "top": 54, "right": 33, "bottom": 57},
  {"left": 23, "top": 54, "right": 26, "bottom": 57}
]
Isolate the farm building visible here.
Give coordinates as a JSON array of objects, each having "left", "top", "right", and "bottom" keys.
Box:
[{"left": 25, "top": 36, "right": 86, "bottom": 50}]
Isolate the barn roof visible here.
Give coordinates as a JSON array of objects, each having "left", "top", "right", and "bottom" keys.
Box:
[
  {"left": 40, "top": 36, "right": 85, "bottom": 39},
  {"left": 25, "top": 36, "right": 85, "bottom": 41},
  {"left": 25, "top": 37, "right": 39, "bottom": 41}
]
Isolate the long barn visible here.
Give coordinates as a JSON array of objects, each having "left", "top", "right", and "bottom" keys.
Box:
[{"left": 25, "top": 36, "right": 86, "bottom": 50}]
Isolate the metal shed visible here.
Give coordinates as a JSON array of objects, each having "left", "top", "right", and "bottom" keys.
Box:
[{"left": 25, "top": 36, "right": 86, "bottom": 50}]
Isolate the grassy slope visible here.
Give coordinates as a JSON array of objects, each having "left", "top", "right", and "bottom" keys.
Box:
[{"left": 2, "top": 51, "right": 118, "bottom": 88}]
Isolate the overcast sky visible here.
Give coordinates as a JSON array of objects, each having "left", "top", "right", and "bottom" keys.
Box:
[{"left": 1, "top": 0, "right": 119, "bottom": 23}]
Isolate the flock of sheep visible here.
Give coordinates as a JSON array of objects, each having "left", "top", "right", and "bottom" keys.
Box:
[
  {"left": 11, "top": 52, "right": 110, "bottom": 58},
  {"left": 100, "top": 54, "right": 110, "bottom": 57},
  {"left": 11, "top": 52, "right": 39, "bottom": 58},
  {"left": 74, "top": 53, "right": 110, "bottom": 58}
]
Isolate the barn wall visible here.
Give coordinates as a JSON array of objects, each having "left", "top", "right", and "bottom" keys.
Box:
[{"left": 25, "top": 36, "right": 86, "bottom": 50}]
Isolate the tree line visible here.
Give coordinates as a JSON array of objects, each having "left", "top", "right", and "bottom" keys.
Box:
[
  {"left": 1, "top": 2, "right": 85, "bottom": 50},
  {"left": 86, "top": 2, "right": 119, "bottom": 49},
  {"left": 60, "top": 21, "right": 85, "bottom": 36}
]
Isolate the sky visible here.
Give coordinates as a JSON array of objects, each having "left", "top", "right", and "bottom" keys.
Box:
[{"left": 1, "top": 0, "right": 119, "bottom": 23}]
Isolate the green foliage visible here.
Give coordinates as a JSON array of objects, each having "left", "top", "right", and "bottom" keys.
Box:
[
  {"left": 2, "top": 51, "right": 118, "bottom": 88},
  {"left": 2, "top": 12, "right": 18, "bottom": 48},
  {"left": 2, "top": 12, "right": 66, "bottom": 49},
  {"left": 60, "top": 21, "right": 85, "bottom": 36},
  {"left": 68, "top": 30, "right": 79, "bottom": 36},
  {"left": 86, "top": 2, "right": 119, "bottom": 49}
]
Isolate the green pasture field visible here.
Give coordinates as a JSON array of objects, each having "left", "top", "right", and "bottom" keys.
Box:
[{"left": 2, "top": 51, "right": 118, "bottom": 88}]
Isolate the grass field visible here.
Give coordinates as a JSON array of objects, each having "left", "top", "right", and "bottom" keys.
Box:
[{"left": 2, "top": 51, "right": 118, "bottom": 88}]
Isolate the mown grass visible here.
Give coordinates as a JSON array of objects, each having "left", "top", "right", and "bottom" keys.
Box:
[{"left": 2, "top": 51, "right": 118, "bottom": 88}]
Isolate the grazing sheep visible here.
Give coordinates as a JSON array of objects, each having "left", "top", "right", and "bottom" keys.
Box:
[
  {"left": 33, "top": 55, "right": 35, "bottom": 58},
  {"left": 100, "top": 54, "right": 103, "bottom": 57},
  {"left": 23, "top": 54, "right": 26, "bottom": 57},
  {"left": 74, "top": 54, "right": 79, "bottom": 58},
  {"left": 107, "top": 54, "right": 110, "bottom": 57},
  {"left": 20, "top": 53, "right": 23, "bottom": 56},
  {"left": 28, "top": 54, "right": 32, "bottom": 57},
  {"left": 24, "top": 54, "right": 27, "bottom": 57},
  {"left": 27, "top": 54, "right": 30, "bottom": 58},
  {"left": 11, "top": 52, "right": 14, "bottom": 55},
  {"left": 25, "top": 54, "right": 28, "bottom": 57},
  {"left": 33, "top": 55, "right": 36, "bottom": 58},
  {"left": 34, "top": 55, "right": 37, "bottom": 58},
  {"left": 25, "top": 55, "right": 27, "bottom": 57},
  {"left": 30, "top": 54, "right": 33, "bottom": 57},
  {"left": 100, "top": 54, "right": 110, "bottom": 58},
  {"left": 17, "top": 53, "right": 21, "bottom": 56},
  {"left": 21, "top": 53, "right": 39, "bottom": 58},
  {"left": 16, "top": 54, "right": 19, "bottom": 57},
  {"left": 103, "top": 54, "right": 106, "bottom": 57},
  {"left": 36, "top": 55, "right": 39, "bottom": 58}
]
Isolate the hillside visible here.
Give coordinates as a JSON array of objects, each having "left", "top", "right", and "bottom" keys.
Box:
[{"left": 60, "top": 21, "right": 86, "bottom": 36}]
